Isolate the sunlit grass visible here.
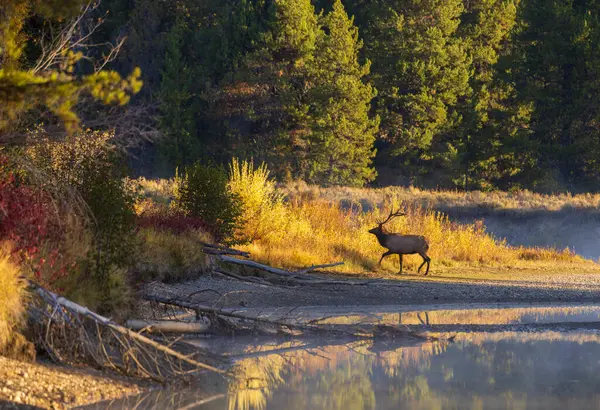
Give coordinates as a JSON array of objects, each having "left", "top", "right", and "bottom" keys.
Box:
[
  {"left": 229, "top": 158, "right": 287, "bottom": 243},
  {"left": 0, "top": 244, "right": 28, "bottom": 355},
  {"left": 238, "top": 199, "right": 589, "bottom": 275},
  {"left": 283, "top": 181, "right": 600, "bottom": 213},
  {"left": 132, "top": 169, "right": 595, "bottom": 277}
]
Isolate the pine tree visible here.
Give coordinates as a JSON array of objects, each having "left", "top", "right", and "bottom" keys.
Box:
[
  {"left": 510, "top": 0, "right": 600, "bottom": 191},
  {"left": 158, "top": 18, "right": 197, "bottom": 169},
  {"left": 447, "top": 0, "right": 521, "bottom": 190},
  {"left": 347, "top": 0, "right": 472, "bottom": 185},
  {"left": 307, "top": 0, "right": 378, "bottom": 186},
  {"left": 208, "top": 0, "right": 321, "bottom": 179}
]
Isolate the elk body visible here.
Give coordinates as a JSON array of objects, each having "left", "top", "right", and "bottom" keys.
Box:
[{"left": 368, "top": 210, "right": 431, "bottom": 275}]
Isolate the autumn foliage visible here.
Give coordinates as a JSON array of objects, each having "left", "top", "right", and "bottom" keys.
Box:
[{"left": 0, "top": 171, "right": 69, "bottom": 285}]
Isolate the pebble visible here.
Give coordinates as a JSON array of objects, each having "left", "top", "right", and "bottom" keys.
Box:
[{"left": 0, "top": 356, "right": 146, "bottom": 410}]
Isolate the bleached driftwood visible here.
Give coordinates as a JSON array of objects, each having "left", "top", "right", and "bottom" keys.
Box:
[
  {"left": 143, "top": 294, "right": 446, "bottom": 341},
  {"left": 125, "top": 319, "right": 211, "bottom": 334},
  {"left": 216, "top": 256, "right": 353, "bottom": 282},
  {"left": 212, "top": 268, "right": 275, "bottom": 286},
  {"left": 145, "top": 294, "right": 314, "bottom": 331},
  {"left": 215, "top": 256, "right": 398, "bottom": 286}
]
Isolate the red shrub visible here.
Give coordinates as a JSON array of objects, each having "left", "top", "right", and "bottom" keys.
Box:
[{"left": 0, "top": 173, "right": 67, "bottom": 284}]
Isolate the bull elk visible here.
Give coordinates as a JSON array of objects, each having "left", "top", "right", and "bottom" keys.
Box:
[{"left": 368, "top": 209, "right": 431, "bottom": 275}]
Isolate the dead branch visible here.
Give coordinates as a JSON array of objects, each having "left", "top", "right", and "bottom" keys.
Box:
[
  {"left": 212, "top": 268, "right": 276, "bottom": 287},
  {"left": 30, "top": 282, "right": 225, "bottom": 375},
  {"left": 293, "top": 262, "right": 345, "bottom": 275},
  {"left": 202, "top": 243, "right": 250, "bottom": 258},
  {"left": 217, "top": 255, "right": 296, "bottom": 276},
  {"left": 143, "top": 294, "right": 449, "bottom": 344},
  {"left": 32, "top": 0, "right": 124, "bottom": 75},
  {"left": 214, "top": 255, "right": 394, "bottom": 286},
  {"left": 215, "top": 256, "right": 345, "bottom": 281},
  {"left": 125, "top": 319, "right": 211, "bottom": 334},
  {"left": 144, "top": 294, "right": 318, "bottom": 332}
]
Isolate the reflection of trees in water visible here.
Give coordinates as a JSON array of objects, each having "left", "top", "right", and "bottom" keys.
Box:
[
  {"left": 227, "top": 333, "right": 600, "bottom": 410},
  {"left": 370, "top": 339, "right": 448, "bottom": 377},
  {"left": 228, "top": 339, "right": 446, "bottom": 410},
  {"left": 383, "top": 334, "right": 600, "bottom": 409}
]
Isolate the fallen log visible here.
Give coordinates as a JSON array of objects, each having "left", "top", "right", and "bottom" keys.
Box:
[
  {"left": 144, "top": 294, "right": 321, "bottom": 332},
  {"left": 125, "top": 319, "right": 211, "bottom": 334},
  {"left": 201, "top": 243, "right": 250, "bottom": 258},
  {"left": 215, "top": 257, "right": 403, "bottom": 287},
  {"left": 293, "top": 262, "right": 345, "bottom": 275},
  {"left": 143, "top": 294, "right": 440, "bottom": 340},
  {"left": 217, "top": 255, "right": 297, "bottom": 276},
  {"left": 212, "top": 268, "right": 275, "bottom": 287},
  {"left": 217, "top": 256, "right": 347, "bottom": 281}
]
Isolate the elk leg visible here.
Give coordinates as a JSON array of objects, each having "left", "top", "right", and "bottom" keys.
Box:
[
  {"left": 378, "top": 251, "right": 393, "bottom": 266},
  {"left": 418, "top": 253, "right": 431, "bottom": 275},
  {"left": 398, "top": 254, "right": 403, "bottom": 274}
]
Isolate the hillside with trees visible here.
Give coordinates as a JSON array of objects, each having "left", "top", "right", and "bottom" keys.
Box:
[{"left": 3, "top": 0, "right": 600, "bottom": 192}]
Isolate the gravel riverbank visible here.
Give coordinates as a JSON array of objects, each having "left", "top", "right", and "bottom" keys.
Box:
[
  {"left": 144, "top": 269, "right": 600, "bottom": 310},
  {"left": 0, "top": 356, "right": 149, "bottom": 409}
]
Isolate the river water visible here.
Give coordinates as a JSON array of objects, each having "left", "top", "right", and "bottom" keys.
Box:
[{"left": 81, "top": 303, "right": 600, "bottom": 410}]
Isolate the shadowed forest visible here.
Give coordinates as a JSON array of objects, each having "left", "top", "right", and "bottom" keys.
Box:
[{"left": 5, "top": 0, "right": 600, "bottom": 190}]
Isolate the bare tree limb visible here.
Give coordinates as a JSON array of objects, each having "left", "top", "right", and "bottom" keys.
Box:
[
  {"left": 30, "top": 281, "right": 226, "bottom": 374},
  {"left": 125, "top": 319, "right": 211, "bottom": 334},
  {"left": 31, "top": 0, "right": 124, "bottom": 76},
  {"left": 293, "top": 262, "right": 345, "bottom": 275}
]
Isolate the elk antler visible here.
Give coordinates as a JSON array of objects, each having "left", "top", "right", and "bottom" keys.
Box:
[{"left": 377, "top": 208, "right": 405, "bottom": 225}]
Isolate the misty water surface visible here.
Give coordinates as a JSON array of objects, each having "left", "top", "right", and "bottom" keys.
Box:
[{"left": 82, "top": 304, "right": 600, "bottom": 410}]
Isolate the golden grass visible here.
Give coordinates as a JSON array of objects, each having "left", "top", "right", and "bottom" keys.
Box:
[
  {"left": 283, "top": 181, "right": 600, "bottom": 213},
  {"left": 132, "top": 176, "right": 178, "bottom": 206},
  {"left": 133, "top": 228, "right": 211, "bottom": 282},
  {"left": 238, "top": 199, "right": 589, "bottom": 275},
  {"left": 131, "top": 172, "right": 595, "bottom": 277},
  {"left": 0, "top": 243, "right": 29, "bottom": 356},
  {"left": 229, "top": 158, "right": 287, "bottom": 243}
]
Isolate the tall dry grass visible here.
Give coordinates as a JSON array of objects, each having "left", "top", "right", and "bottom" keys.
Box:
[
  {"left": 283, "top": 182, "right": 600, "bottom": 213},
  {"left": 235, "top": 164, "right": 588, "bottom": 274},
  {"left": 132, "top": 165, "right": 591, "bottom": 276},
  {"left": 0, "top": 244, "right": 30, "bottom": 357},
  {"left": 228, "top": 158, "right": 287, "bottom": 243},
  {"left": 239, "top": 199, "right": 585, "bottom": 274}
]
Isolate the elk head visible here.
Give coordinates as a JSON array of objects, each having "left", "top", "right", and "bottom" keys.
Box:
[{"left": 368, "top": 208, "right": 405, "bottom": 236}]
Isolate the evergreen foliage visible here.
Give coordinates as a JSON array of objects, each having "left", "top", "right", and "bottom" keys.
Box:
[
  {"left": 5, "top": 0, "right": 600, "bottom": 191},
  {"left": 307, "top": 0, "right": 379, "bottom": 186},
  {"left": 176, "top": 162, "right": 242, "bottom": 244}
]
